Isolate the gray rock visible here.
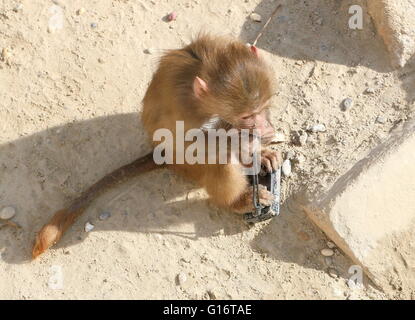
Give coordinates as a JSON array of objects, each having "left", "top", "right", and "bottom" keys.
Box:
[
  {"left": 84, "top": 221, "right": 95, "bottom": 232},
  {"left": 0, "top": 206, "right": 16, "bottom": 220},
  {"left": 250, "top": 13, "right": 262, "bottom": 22},
  {"left": 342, "top": 98, "right": 353, "bottom": 111},
  {"left": 99, "top": 211, "right": 111, "bottom": 220}
]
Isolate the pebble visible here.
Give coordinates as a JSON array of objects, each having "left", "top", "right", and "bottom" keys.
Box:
[
  {"left": 309, "top": 124, "right": 326, "bottom": 133},
  {"left": 143, "top": 48, "right": 153, "bottom": 54},
  {"left": 365, "top": 87, "right": 375, "bottom": 94},
  {"left": 84, "top": 221, "right": 94, "bottom": 232},
  {"left": 166, "top": 12, "right": 177, "bottom": 22},
  {"left": 177, "top": 272, "right": 187, "bottom": 286},
  {"left": 90, "top": 22, "right": 98, "bottom": 29},
  {"left": 291, "top": 130, "right": 309, "bottom": 146},
  {"left": 321, "top": 248, "right": 334, "bottom": 257},
  {"left": 324, "top": 257, "right": 333, "bottom": 266},
  {"left": 327, "top": 241, "right": 336, "bottom": 249},
  {"left": 250, "top": 13, "right": 262, "bottom": 22},
  {"left": 342, "top": 98, "right": 353, "bottom": 111},
  {"left": 13, "top": 3, "right": 23, "bottom": 12},
  {"left": 99, "top": 211, "right": 111, "bottom": 220},
  {"left": 376, "top": 115, "right": 386, "bottom": 124},
  {"left": 76, "top": 8, "right": 86, "bottom": 15},
  {"left": 98, "top": 57, "right": 105, "bottom": 64},
  {"left": 286, "top": 150, "right": 295, "bottom": 160},
  {"left": 282, "top": 159, "right": 292, "bottom": 177},
  {"left": 1, "top": 48, "right": 11, "bottom": 60},
  {"left": 327, "top": 268, "right": 339, "bottom": 278},
  {"left": 292, "top": 130, "right": 306, "bottom": 146},
  {"left": 299, "top": 132, "right": 308, "bottom": 146},
  {"left": 0, "top": 206, "right": 16, "bottom": 220}
]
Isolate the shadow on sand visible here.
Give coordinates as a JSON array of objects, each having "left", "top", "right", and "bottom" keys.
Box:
[{"left": 0, "top": 112, "right": 344, "bottom": 279}]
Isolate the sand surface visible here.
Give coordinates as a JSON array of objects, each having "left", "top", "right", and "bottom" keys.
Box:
[{"left": 0, "top": 0, "right": 414, "bottom": 299}]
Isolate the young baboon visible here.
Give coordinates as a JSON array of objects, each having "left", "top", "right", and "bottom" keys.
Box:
[{"left": 32, "top": 34, "right": 281, "bottom": 258}]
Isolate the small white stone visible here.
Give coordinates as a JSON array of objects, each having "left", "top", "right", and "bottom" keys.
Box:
[
  {"left": 321, "top": 248, "right": 334, "bottom": 257},
  {"left": 309, "top": 124, "right": 326, "bottom": 133},
  {"left": 0, "top": 206, "right": 16, "bottom": 220},
  {"left": 376, "top": 115, "right": 386, "bottom": 124},
  {"left": 365, "top": 87, "right": 375, "bottom": 94},
  {"left": 76, "top": 7, "right": 86, "bottom": 15},
  {"left": 84, "top": 221, "right": 94, "bottom": 232},
  {"left": 282, "top": 159, "right": 292, "bottom": 177},
  {"left": 177, "top": 272, "right": 187, "bottom": 285},
  {"left": 250, "top": 13, "right": 262, "bottom": 22}
]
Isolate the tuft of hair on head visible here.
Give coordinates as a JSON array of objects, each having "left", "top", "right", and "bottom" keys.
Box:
[{"left": 187, "top": 34, "right": 274, "bottom": 120}]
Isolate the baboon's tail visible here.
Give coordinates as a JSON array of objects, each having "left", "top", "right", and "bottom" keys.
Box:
[{"left": 32, "top": 152, "right": 162, "bottom": 259}]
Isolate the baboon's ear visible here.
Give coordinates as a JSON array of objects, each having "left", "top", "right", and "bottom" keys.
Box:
[
  {"left": 193, "top": 76, "right": 208, "bottom": 98},
  {"left": 250, "top": 45, "right": 259, "bottom": 57}
]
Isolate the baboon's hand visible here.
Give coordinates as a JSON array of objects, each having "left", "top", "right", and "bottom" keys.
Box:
[
  {"left": 232, "top": 185, "right": 274, "bottom": 214},
  {"left": 255, "top": 184, "right": 274, "bottom": 207},
  {"left": 261, "top": 148, "right": 282, "bottom": 172}
]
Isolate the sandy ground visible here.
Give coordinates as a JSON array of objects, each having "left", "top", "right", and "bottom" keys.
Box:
[{"left": 0, "top": 0, "right": 414, "bottom": 299}]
